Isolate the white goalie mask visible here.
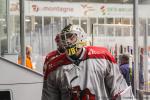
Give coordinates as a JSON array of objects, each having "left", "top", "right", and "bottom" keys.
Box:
[{"left": 60, "top": 24, "right": 87, "bottom": 49}]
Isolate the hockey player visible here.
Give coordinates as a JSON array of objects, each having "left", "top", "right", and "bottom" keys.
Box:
[{"left": 42, "top": 24, "right": 135, "bottom": 100}]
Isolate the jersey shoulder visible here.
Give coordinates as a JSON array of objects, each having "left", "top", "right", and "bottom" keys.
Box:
[
  {"left": 44, "top": 50, "right": 59, "bottom": 64},
  {"left": 85, "top": 46, "right": 116, "bottom": 63},
  {"left": 44, "top": 53, "right": 72, "bottom": 79}
]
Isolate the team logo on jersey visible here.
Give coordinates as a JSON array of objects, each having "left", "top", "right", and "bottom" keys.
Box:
[{"left": 69, "top": 86, "right": 95, "bottom": 100}]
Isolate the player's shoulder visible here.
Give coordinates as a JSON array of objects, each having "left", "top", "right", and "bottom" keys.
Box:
[
  {"left": 44, "top": 50, "right": 59, "bottom": 63},
  {"left": 46, "top": 50, "right": 58, "bottom": 58},
  {"left": 50, "top": 53, "right": 72, "bottom": 67},
  {"left": 44, "top": 53, "right": 72, "bottom": 79},
  {"left": 85, "top": 46, "right": 108, "bottom": 55},
  {"left": 84, "top": 46, "right": 116, "bottom": 63}
]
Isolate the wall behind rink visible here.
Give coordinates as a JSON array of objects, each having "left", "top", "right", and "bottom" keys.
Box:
[
  {"left": 89, "top": 36, "right": 150, "bottom": 56},
  {"left": 91, "top": 36, "right": 149, "bottom": 47},
  {"left": 9, "top": 1, "right": 150, "bottom": 18}
]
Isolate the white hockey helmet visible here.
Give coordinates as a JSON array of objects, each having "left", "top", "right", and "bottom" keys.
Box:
[{"left": 60, "top": 24, "right": 87, "bottom": 49}]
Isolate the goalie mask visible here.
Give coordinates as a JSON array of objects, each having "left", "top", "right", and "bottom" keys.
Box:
[{"left": 60, "top": 24, "right": 87, "bottom": 60}]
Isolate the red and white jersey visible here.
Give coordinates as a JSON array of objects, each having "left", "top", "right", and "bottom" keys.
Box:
[
  {"left": 42, "top": 46, "right": 134, "bottom": 100},
  {"left": 43, "top": 50, "right": 61, "bottom": 80}
]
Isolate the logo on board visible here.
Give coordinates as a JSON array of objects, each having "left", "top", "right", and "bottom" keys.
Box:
[
  {"left": 81, "top": 4, "right": 95, "bottom": 16},
  {"left": 32, "top": 5, "right": 39, "bottom": 12}
]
